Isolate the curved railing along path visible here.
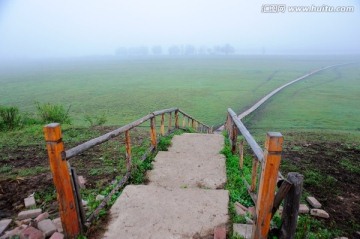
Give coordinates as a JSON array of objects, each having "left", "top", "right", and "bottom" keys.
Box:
[{"left": 216, "top": 63, "right": 350, "bottom": 132}]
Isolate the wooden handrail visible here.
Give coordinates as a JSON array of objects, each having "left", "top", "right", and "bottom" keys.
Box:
[
  {"left": 227, "top": 108, "right": 264, "bottom": 162},
  {"left": 65, "top": 108, "right": 211, "bottom": 159}
]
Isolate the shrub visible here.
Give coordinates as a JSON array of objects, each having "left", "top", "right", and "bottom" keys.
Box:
[
  {"left": 0, "top": 105, "right": 21, "bottom": 130},
  {"left": 35, "top": 102, "right": 71, "bottom": 124}
]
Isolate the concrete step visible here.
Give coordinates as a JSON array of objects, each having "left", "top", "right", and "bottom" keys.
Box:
[{"left": 104, "top": 185, "right": 229, "bottom": 239}]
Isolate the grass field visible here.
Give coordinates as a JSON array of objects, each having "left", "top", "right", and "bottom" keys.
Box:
[
  {"left": 1, "top": 55, "right": 358, "bottom": 127},
  {"left": 246, "top": 63, "right": 360, "bottom": 133}
]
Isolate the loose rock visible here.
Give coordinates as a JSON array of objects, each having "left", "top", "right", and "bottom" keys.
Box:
[
  {"left": 310, "top": 209, "right": 329, "bottom": 218},
  {"left": 24, "top": 196, "right": 36, "bottom": 209},
  {"left": 0, "top": 219, "right": 12, "bottom": 235},
  {"left": 37, "top": 219, "right": 57, "bottom": 237},
  {"left": 306, "top": 196, "right": 322, "bottom": 209},
  {"left": 18, "top": 209, "right": 42, "bottom": 220},
  {"left": 19, "top": 226, "right": 45, "bottom": 239},
  {"left": 299, "top": 204, "right": 310, "bottom": 214}
]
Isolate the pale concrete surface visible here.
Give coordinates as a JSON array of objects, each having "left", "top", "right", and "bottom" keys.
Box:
[
  {"left": 104, "top": 133, "right": 229, "bottom": 239},
  {"left": 104, "top": 185, "right": 229, "bottom": 239},
  {"left": 147, "top": 133, "right": 226, "bottom": 189}
]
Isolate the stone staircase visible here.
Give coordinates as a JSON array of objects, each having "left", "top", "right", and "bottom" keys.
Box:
[{"left": 103, "top": 133, "right": 229, "bottom": 239}]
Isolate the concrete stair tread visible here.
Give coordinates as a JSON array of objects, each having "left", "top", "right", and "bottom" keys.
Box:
[{"left": 104, "top": 185, "right": 229, "bottom": 239}]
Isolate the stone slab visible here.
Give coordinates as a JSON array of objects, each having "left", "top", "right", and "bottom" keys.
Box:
[
  {"left": 233, "top": 224, "right": 253, "bottom": 239},
  {"left": 103, "top": 185, "right": 229, "bottom": 239},
  {"left": 0, "top": 219, "right": 12, "bottom": 235},
  {"left": 18, "top": 209, "right": 42, "bottom": 220},
  {"left": 306, "top": 196, "right": 322, "bottom": 209},
  {"left": 147, "top": 134, "right": 226, "bottom": 189}
]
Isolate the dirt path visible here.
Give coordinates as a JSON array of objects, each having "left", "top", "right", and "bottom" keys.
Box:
[
  {"left": 215, "top": 63, "right": 350, "bottom": 132},
  {"left": 102, "top": 133, "right": 228, "bottom": 239}
]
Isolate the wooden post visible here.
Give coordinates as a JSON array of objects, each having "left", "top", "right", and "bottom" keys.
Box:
[
  {"left": 43, "top": 123, "right": 81, "bottom": 238},
  {"left": 231, "top": 123, "right": 238, "bottom": 154},
  {"left": 168, "top": 112, "right": 172, "bottom": 132},
  {"left": 280, "top": 173, "right": 304, "bottom": 239},
  {"left": 191, "top": 119, "right": 195, "bottom": 129},
  {"left": 188, "top": 117, "right": 191, "bottom": 127},
  {"left": 239, "top": 140, "right": 244, "bottom": 169},
  {"left": 175, "top": 110, "right": 179, "bottom": 129},
  {"left": 252, "top": 132, "right": 283, "bottom": 239},
  {"left": 250, "top": 158, "right": 259, "bottom": 192},
  {"left": 182, "top": 116, "right": 186, "bottom": 128},
  {"left": 150, "top": 117, "right": 157, "bottom": 148},
  {"left": 125, "top": 130, "right": 132, "bottom": 171},
  {"left": 160, "top": 114, "right": 165, "bottom": 136}
]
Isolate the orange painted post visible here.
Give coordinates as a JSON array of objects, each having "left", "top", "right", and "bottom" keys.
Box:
[
  {"left": 239, "top": 140, "right": 244, "bottom": 169},
  {"left": 251, "top": 158, "right": 259, "bottom": 192},
  {"left": 125, "top": 130, "right": 132, "bottom": 171},
  {"left": 160, "top": 114, "right": 165, "bottom": 136},
  {"left": 252, "top": 132, "right": 283, "bottom": 239},
  {"left": 168, "top": 112, "right": 172, "bottom": 132},
  {"left": 43, "top": 123, "right": 82, "bottom": 238},
  {"left": 175, "top": 110, "right": 179, "bottom": 129},
  {"left": 150, "top": 117, "right": 157, "bottom": 148},
  {"left": 231, "top": 123, "right": 238, "bottom": 154}
]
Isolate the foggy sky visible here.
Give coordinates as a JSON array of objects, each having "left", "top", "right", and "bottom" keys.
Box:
[{"left": 0, "top": 0, "right": 359, "bottom": 59}]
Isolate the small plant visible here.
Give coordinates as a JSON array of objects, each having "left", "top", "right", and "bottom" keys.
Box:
[
  {"left": 84, "top": 113, "right": 107, "bottom": 127},
  {"left": 35, "top": 102, "right": 71, "bottom": 124},
  {"left": 0, "top": 105, "right": 21, "bottom": 130}
]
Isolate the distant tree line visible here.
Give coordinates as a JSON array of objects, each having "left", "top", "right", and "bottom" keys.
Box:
[{"left": 115, "top": 44, "right": 236, "bottom": 57}]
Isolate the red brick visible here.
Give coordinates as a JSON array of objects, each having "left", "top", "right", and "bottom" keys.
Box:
[
  {"left": 35, "top": 212, "right": 49, "bottom": 223},
  {"left": 19, "top": 226, "right": 45, "bottom": 239},
  {"left": 214, "top": 226, "right": 226, "bottom": 239}
]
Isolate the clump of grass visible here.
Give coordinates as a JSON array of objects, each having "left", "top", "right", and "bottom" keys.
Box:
[
  {"left": 0, "top": 105, "right": 22, "bottom": 130},
  {"left": 84, "top": 113, "right": 107, "bottom": 127},
  {"left": 36, "top": 102, "right": 71, "bottom": 124}
]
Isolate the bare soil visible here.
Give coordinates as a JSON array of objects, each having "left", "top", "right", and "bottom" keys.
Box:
[
  {"left": 0, "top": 126, "right": 149, "bottom": 221},
  {"left": 282, "top": 133, "right": 360, "bottom": 238}
]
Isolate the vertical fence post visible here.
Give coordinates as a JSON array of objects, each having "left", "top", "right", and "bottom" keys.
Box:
[
  {"left": 280, "top": 172, "right": 304, "bottom": 239},
  {"left": 250, "top": 158, "right": 259, "bottom": 192},
  {"left": 168, "top": 112, "right": 172, "bottom": 132},
  {"left": 182, "top": 116, "right": 186, "bottom": 128},
  {"left": 252, "top": 132, "right": 283, "bottom": 239},
  {"left": 191, "top": 119, "right": 195, "bottom": 129},
  {"left": 150, "top": 117, "right": 157, "bottom": 149},
  {"left": 160, "top": 114, "right": 165, "bottom": 136},
  {"left": 239, "top": 140, "right": 244, "bottom": 169},
  {"left": 125, "top": 130, "right": 132, "bottom": 171},
  {"left": 231, "top": 123, "right": 238, "bottom": 154},
  {"left": 43, "top": 123, "right": 81, "bottom": 238},
  {"left": 175, "top": 110, "right": 179, "bottom": 129}
]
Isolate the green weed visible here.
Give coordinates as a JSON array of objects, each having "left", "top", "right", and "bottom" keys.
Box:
[
  {"left": 35, "top": 102, "right": 71, "bottom": 124},
  {"left": 0, "top": 105, "right": 21, "bottom": 130}
]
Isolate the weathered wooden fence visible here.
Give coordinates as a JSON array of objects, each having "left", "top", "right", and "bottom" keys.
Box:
[
  {"left": 226, "top": 108, "right": 303, "bottom": 239},
  {"left": 43, "top": 108, "right": 211, "bottom": 238}
]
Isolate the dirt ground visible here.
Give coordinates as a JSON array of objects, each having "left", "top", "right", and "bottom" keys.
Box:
[
  {"left": 282, "top": 134, "right": 360, "bottom": 238},
  {"left": 0, "top": 126, "right": 149, "bottom": 223}
]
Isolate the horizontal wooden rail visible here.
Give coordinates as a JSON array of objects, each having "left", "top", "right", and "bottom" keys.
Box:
[
  {"left": 65, "top": 108, "right": 211, "bottom": 159},
  {"left": 228, "top": 108, "right": 264, "bottom": 162}
]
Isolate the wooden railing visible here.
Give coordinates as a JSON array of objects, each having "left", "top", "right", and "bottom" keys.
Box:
[
  {"left": 43, "top": 108, "right": 211, "bottom": 238},
  {"left": 225, "top": 108, "right": 303, "bottom": 239}
]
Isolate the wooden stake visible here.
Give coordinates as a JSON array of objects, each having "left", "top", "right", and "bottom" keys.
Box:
[
  {"left": 150, "top": 117, "right": 157, "bottom": 149},
  {"left": 239, "top": 140, "right": 244, "bottom": 169},
  {"left": 160, "top": 114, "right": 165, "bottom": 136},
  {"left": 175, "top": 110, "right": 179, "bottom": 129},
  {"left": 250, "top": 158, "right": 259, "bottom": 192},
  {"left": 231, "top": 123, "right": 238, "bottom": 154},
  {"left": 280, "top": 173, "right": 303, "bottom": 239},
  {"left": 168, "top": 112, "right": 172, "bottom": 132},
  {"left": 43, "top": 123, "right": 81, "bottom": 238},
  {"left": 125, "top": 130, "right": 132, "bottom": 171},
  {"left": 252, "top": 132, "right": 283, "bottom": 239},
  {"left": 182, "top": 116, "right": 186, "bottom": 128}
]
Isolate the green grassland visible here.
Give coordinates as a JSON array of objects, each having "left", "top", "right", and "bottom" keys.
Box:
[
  {"left": 246, "top": 63, "right": 360, "bottom": 133},
  {"left": 1, "top": 55, "right": 357, "bottom": 127}
]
